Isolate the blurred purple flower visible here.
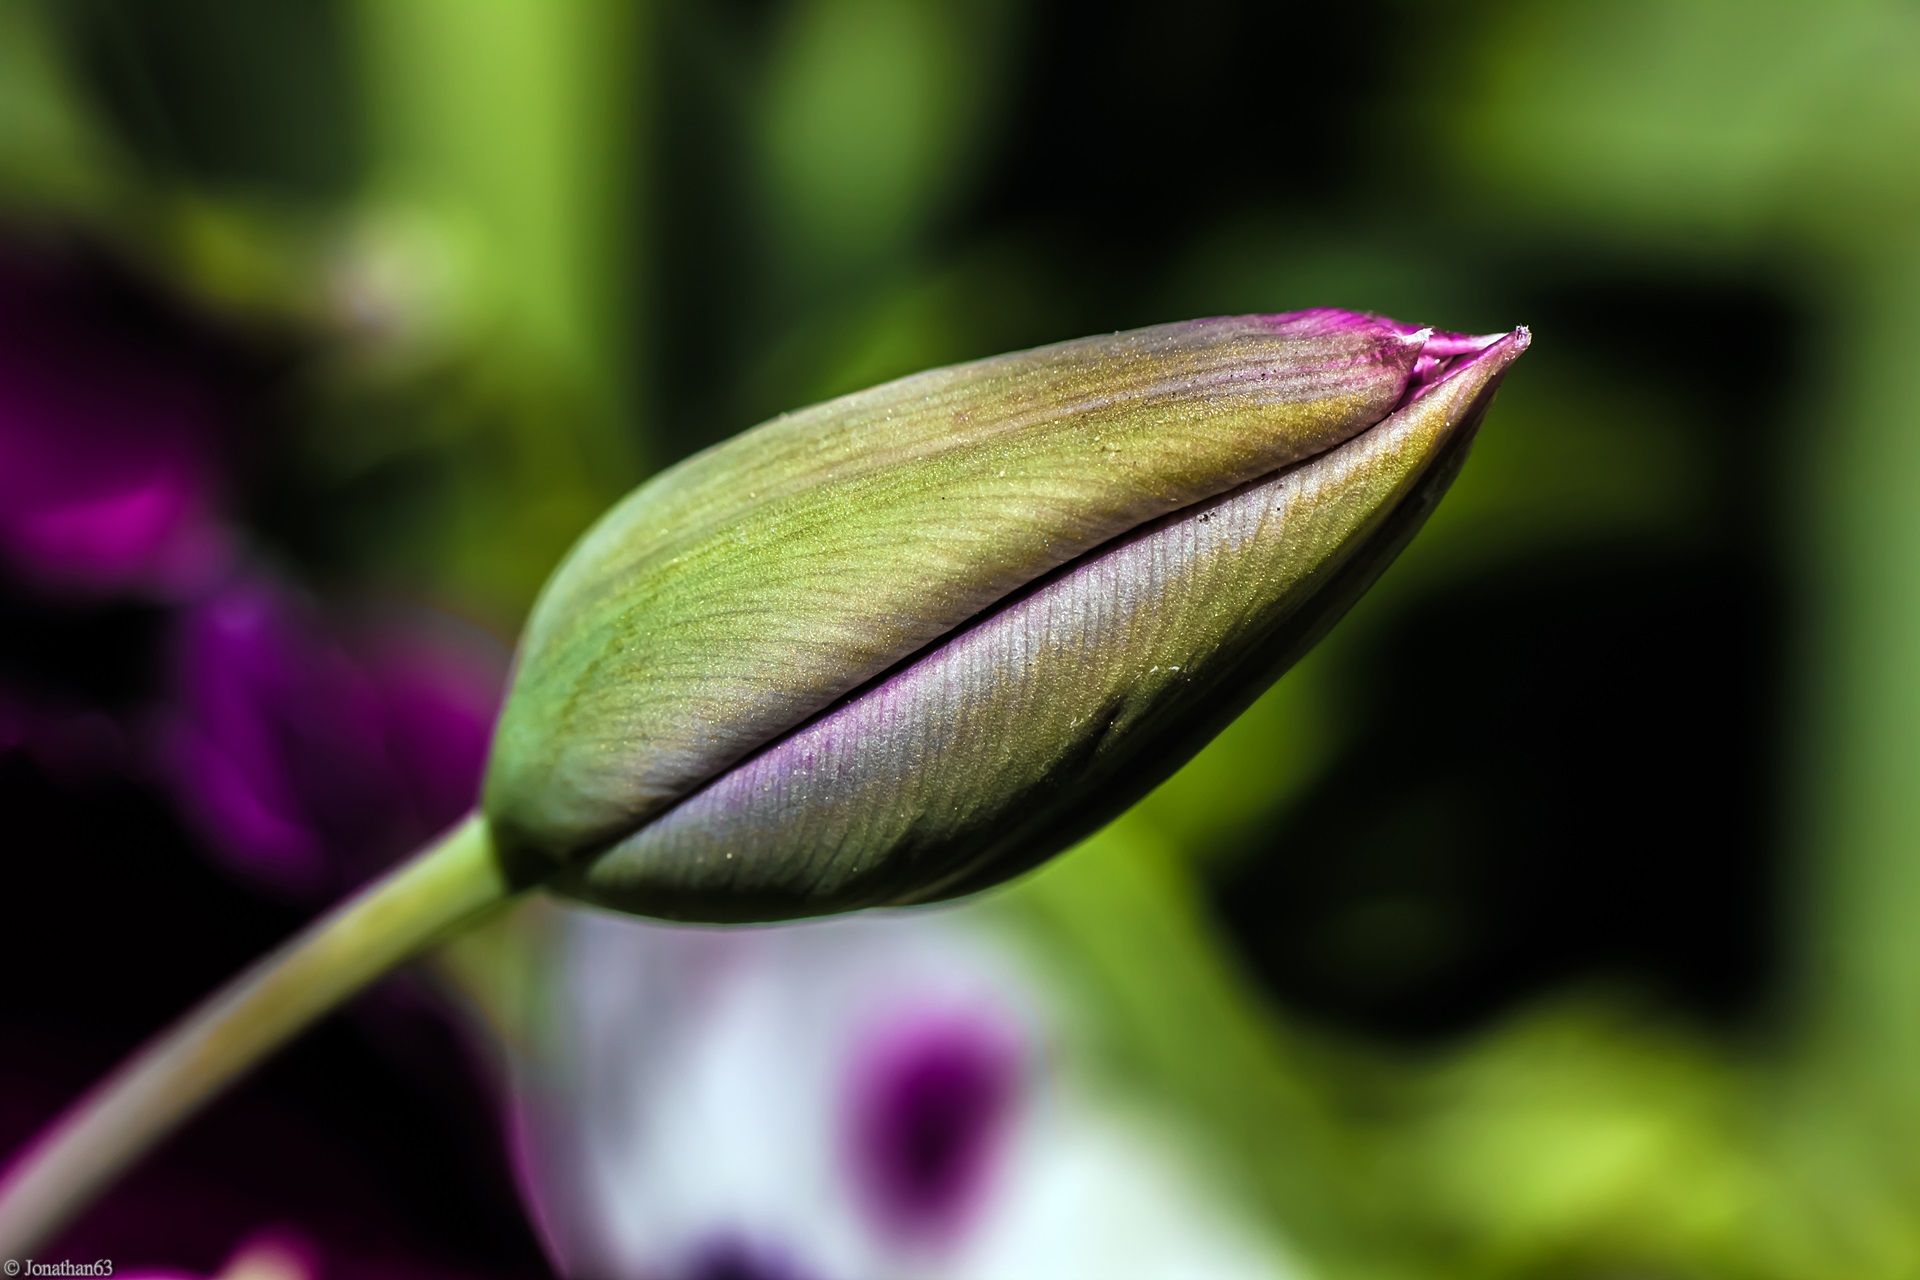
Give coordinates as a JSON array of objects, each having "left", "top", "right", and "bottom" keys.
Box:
[
  {"left": 509, "top": 910, "right": 1300, "bottom": 1279},
  {"left": 0, "top": 238, "right": 524, "bottom": 1277},
  {"left": 844, "top": 1005, "right": 1020, "bottom": 1248},
  {"left": 158, "top": 575, "right": 504, "bottom": 898},
  {"left": 0, "top": 243, "right": 253, "bottom": 600}
]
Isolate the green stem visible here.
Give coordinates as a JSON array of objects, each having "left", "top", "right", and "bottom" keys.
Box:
[{"left": 0, "top": 813, "right": 520, "bottom": 1255}]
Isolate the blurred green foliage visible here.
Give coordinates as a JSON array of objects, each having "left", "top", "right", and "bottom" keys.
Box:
[{"left": 4, "top": 1, "right": 1918, "bottom": 1275}]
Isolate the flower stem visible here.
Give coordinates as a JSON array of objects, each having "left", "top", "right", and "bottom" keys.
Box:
[{"left": 0, "top": 813, "right": 520, "bottom": 1255}]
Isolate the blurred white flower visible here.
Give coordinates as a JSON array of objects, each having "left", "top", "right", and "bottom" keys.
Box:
[{"left": 508, "top": 907, "right": 1301, "bottom": 1280}]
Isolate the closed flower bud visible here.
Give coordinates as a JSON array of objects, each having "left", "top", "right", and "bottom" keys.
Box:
[
  {"left": 484, "top": 311, "right": 1527, "bottom": 921},
  {"left": 0, "top": 313, "right": 1528, "bottom": 1253}
]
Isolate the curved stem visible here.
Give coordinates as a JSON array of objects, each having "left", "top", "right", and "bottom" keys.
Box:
[{"left": 0, "top": 813, "right": 520, "bottom": 1255}]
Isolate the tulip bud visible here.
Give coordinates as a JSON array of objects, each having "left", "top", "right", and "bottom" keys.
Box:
[
  {"left": 0, "top": 313, "right": 1528, "bottom": 1255},
  {"left": 484, "top": 312, "right": 1527, "bottom": 920}
]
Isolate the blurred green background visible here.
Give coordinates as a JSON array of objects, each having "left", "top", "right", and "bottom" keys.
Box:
[{"left": 3, "top": 1, "right": 1918, "bottom": 1276}]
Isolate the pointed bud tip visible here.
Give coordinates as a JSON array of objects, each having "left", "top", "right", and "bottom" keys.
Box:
[
  {"left": 1424, "top": 326, "right": 1527, "bottom": 412},
  {"left": 1421, "top": 324, "right": 1529, "bottom": 359},
  {"left": 1465, "top": 324, "right": 1530, "bottom": 373}
]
